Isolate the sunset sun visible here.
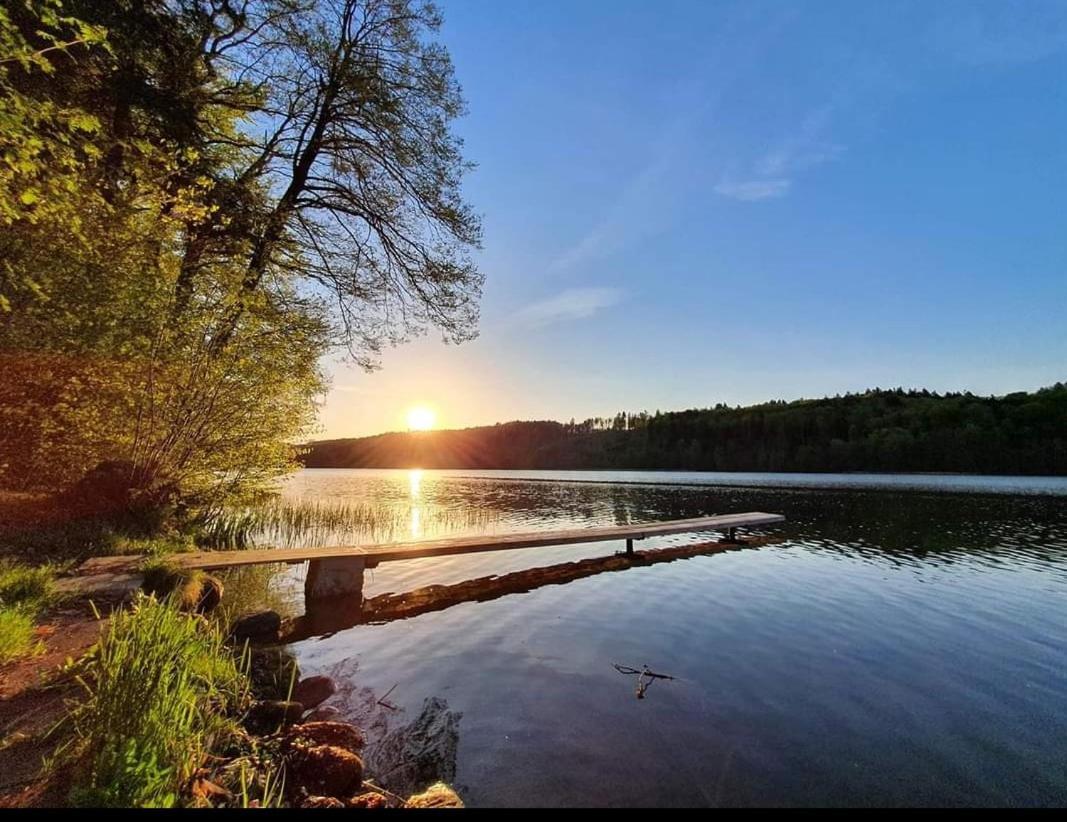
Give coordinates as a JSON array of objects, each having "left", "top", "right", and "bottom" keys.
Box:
[{"left": 406, "top": 405, "right": 437, "bottom": 431}]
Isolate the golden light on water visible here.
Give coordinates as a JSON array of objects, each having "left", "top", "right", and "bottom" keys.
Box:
[
  {"left": 409, "top": 468, "right": 423, "bottom": 537},
  {"left": 407, "top": 405, "right": 436, "bottom": 431}
]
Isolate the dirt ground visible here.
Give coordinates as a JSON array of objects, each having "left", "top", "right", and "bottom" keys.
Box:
[{"left": 0, "top": 598, "right": 112, "bottom": 807}]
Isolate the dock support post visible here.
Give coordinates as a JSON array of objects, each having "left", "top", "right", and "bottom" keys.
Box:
[
  {"left": 305, "top": 556, "right": 366, "bottom": 603},
  {"left": 625, "top": 538, "right": 634, "bottom": 556},
  {"left": 725, "top": 527, "right": 737, "bottom": 544}
]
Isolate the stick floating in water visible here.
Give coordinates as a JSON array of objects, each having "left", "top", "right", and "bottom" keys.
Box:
[{"left": 613, "top": 663, "right": 676, "bottom": 699}]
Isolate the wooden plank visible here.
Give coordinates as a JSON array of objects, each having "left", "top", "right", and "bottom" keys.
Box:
[{"left": 77, "top": 512, "right": 785, "bottom": 576}]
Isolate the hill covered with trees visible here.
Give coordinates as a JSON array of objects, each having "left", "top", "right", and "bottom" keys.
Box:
[{"left": 303, "top": 384, "right": 1067, "bottom": 475}]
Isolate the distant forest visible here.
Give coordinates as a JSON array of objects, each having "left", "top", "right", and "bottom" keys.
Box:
[{"left": 302, "top": 384, "right": 1067, "bottom": 475}]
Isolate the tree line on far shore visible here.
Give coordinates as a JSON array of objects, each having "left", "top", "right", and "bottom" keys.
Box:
[{"left": 302, "top": 384, "right": 1067, "bottom": 475}]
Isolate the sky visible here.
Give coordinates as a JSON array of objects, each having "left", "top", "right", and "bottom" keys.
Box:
[{"left": 317, "top": 0, "right": 1067, "bottom": 439}]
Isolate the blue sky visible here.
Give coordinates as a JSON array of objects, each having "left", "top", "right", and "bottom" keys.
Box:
[{"left": 318, "top": 0, "right": 1067, "bottom": 438}]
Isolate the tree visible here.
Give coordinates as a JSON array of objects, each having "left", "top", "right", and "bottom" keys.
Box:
[
  {"left": 172, "top": 0, "right": 483, "bottom": 366},
  {"left": 0, "top": 1, "right": 484, "bottom": 522}
]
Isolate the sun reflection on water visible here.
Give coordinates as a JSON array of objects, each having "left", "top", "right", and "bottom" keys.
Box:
[{"left": 409, "top": 468, "right": 423, "bottom": 537}]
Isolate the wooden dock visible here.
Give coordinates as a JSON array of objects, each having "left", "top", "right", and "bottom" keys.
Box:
[{"left": 78, "top": 511, "right": 785, "bottom": 602}]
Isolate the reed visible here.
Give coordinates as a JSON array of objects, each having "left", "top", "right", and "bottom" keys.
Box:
[{"left": 199, "top": 498, "right": 501, "bottom": 549}]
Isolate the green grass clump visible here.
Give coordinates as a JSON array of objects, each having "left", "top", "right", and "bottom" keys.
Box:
[
  {"left": 67, "top": 593, "right": 248, "bottom": 807},
  {"left": 0, "top": 559, "right": 55, "bottom": 608},
  {"left": 0, "top": 560, "right": 57, "bottom": 663},
  {"left": 0, "top": 606, "right": 40, "bottom": 664}
]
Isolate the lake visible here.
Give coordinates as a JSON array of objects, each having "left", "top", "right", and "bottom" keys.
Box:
[{"left": 251, "top": 469, "right": 1067, "bottom": 807}]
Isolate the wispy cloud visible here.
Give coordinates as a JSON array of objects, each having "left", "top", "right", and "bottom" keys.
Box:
[
  {"left": 547, "top": 122, "right": 687, "bottom": 276},
  {"left": 714, "top": 179, "right": 792, "bottom": 201},
  {"left": 515, "top": 287, "right": 623, "bottom": 329},
  {"left": 716, "top": 105, "right": 845, "bottom": 202}
]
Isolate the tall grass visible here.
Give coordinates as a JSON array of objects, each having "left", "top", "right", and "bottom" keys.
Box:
[
  {"left": 199, "top": 498, "right": 501, "bottom": 549},
  {"left": 0, "top": 560, "right": 56, "bottom": 663},
  {"left": 67, "top": 593, "right": 247, "bottom": 807}
]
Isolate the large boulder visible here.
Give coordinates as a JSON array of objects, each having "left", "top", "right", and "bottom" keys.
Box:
[{"left": 293, "top": 675, "right": 336, "bottom": 710}]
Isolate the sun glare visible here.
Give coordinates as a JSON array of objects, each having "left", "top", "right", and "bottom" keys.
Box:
[{"left": 407, "top": 405, "right": 436, "bottom": 431}]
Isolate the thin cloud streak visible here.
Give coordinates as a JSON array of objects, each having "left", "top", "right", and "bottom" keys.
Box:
[
  {"left": 714, "top": 179, "right": 791, "bottom": 201},
  {"left": 514, "top": 287, "right": 624, "bottom": 329}
]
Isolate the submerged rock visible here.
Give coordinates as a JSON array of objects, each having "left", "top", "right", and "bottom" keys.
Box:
[
  {"left": 231, "top": 610, "right": 282, "bottom": 643},
  {"left": 287, "top": 744, "right": 364, "bottom": 799},
  {"left": 293, "top": 675, "right": 336, "bottom": 710},
  {"left": 404, "top": 782, "right": 464, "bottom": 808},
  {"left": 304, "top": 705, "right": 342, "bottom": 723},
  {"left": 286, "top": 721, "right": 365, "bottom": 753},
  {"left": 243, "top": 699, "right": 304, "bottom": 735},
  {"left": 364, "top": 696, "right": 462, "bottom": 797}
]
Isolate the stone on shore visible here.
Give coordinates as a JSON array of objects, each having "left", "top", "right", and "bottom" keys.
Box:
[
  {"left": 243, "top": 699, "right": 304, "bottom": 735},
  {"left": 287, "top": 744, "right": 364, "bottom": 799},
  {"left": 286, "top": 720, "right": 365, "bottom": 753},
  {"left": 300, "top": 796, "right": 346, "bottom": 809},
  {"left": 292, "top": 675, "right": 336, "bottom": 710},
  {"left": 348, "top": 791, "right": 389, "bottom": 809},
  {"left": 231, "top": 610, "right": 282, "bottom": 643},
  {"left": 195, "top": 574, "right": 224, "bottom": 613},
  {"left": 404, "top": 782, "right": 464, "bottom": 808}
]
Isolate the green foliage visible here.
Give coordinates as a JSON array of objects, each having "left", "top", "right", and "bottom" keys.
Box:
[
  {"left": 0, "top": 605, "right": 39, "bottom": 663},
  {"left": 67, "top": 593, "right": 247, "bottom": 807},
  {"left": 303, "top": 383, "right": 1067, "bottom": 475},
  {"left": 0, "top": 0, "right": 108, "bottom": 243},
  {"left": 0, "top": 559, "right": 55, "bottom": 662},
  {"left": 0, "top": 557, "right": 55, "bottom": 607},
  {"left": 0, "top": 1, "right": 482, "bottom": 524}
]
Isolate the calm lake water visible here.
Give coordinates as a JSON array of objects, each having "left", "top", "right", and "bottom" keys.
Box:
[{"left": 257, "top": 469, "right": 1067, "bottom": 807}]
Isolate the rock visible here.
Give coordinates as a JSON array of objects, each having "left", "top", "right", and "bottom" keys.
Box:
[
  {"left": 231, "top": 610, "right": 282, "bottom": 643},
  {"left": 248, "top": 646, "right": 300, "bottom": 700},
  {"left": 194, "top": 574, "right": 224, "bottom": 614},
  {"left": 300, "top": 796, "right": 345, "bottom": 809},
  {"left": 304, "top": 705, "right": 342, "bottom": 723},
  {"left": 364, "top": 696, "right": 461, "bottom": 796},
  {"left": 287, "top": 744, "right": 363, "bottom": 799},
  {"left": 293, "top": 675, "right": 336, "bottom": 710},
  {"left": 286, "top": 721, "right": 365, "bottom": 753},
  {"left": 243, "top": 700, "right": 304, "bottom": 735},
  {"left": 348, "top": 791, "right": 389, "bottom": 809},
  {"left": 404, "top": 782, "right": 464, "bottom": 809}
]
